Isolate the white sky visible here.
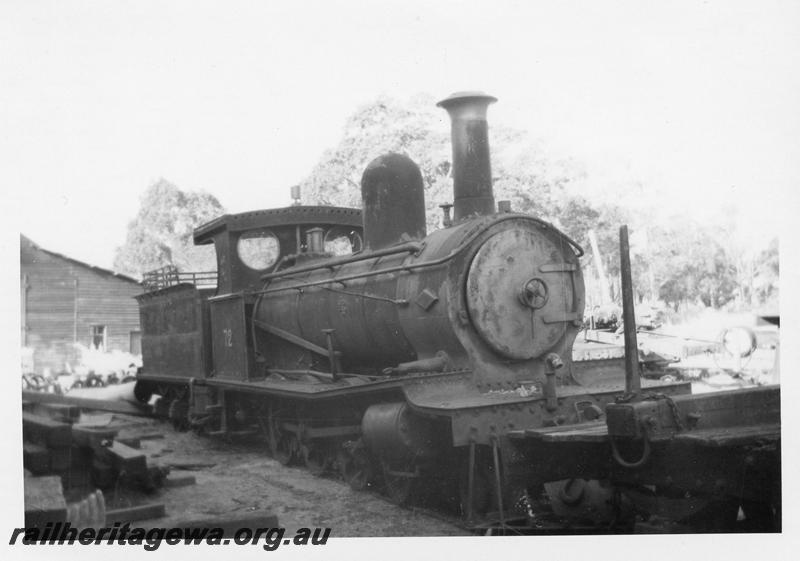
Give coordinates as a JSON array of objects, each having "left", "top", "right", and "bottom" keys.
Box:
[
  {"left": 2, "top": 1, "right": 800, "bottom": 554},
  {"left": 2, "top": 0, "right": 799, "bottom": 269}
]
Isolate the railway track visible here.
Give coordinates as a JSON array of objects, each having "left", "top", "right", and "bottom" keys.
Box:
[
  {"left": 140, "top": 409, "right": 694, "bottom": 535},
  {"left": 23, "top": 385, "right": 778, "bottom": 535}
]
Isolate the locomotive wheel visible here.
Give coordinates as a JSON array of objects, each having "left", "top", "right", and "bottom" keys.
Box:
[
  {"left": 275, "top": 434, "right": 298, "bottom": 466},
  {"left": 168, "top": 399, "right": 190, "bottom": 432},
  {"left": 153, "top": 396, "right": 172, "bottom": 418},
  {"left": 302, "top": 443, "right": 328, "bottom": 476},
  {"left": 382, "top": 462, "right": 418, "bottom": 506},
  {"left": 339, "top": 446, "right": 373, "bottom": 491},
  {"left": 189, "top": 413, "right": 211, "bottom": 436},
  {"left": 384, "top": 474, "right": 414, "bottom": 506}
]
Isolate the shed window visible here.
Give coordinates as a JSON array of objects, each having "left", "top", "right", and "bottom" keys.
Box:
[{"left": 91, "top": 325, "right": 107, "bottom": 351}]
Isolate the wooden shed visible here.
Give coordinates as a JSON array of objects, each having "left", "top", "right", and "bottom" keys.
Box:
[{"left": 20, "top": 235, "right": 142, "bottom": 375}]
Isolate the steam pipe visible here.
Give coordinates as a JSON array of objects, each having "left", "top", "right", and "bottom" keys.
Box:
[
  {"left": 437, "top": 91, "right": 498, "bottom": 221},
  {"left": 255, "top": 214, "right": 584, "bottom": 295},
  {"left": 260, "top": 242, "right": 423, "bottom": 281}
]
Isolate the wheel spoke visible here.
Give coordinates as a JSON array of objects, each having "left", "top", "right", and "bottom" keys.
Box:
[
  {"left": 303, "top": 443, "right": 328, "bottom": 475},
  {"left": 383, "top": 463, "right": 417, "bottom": 506},
  {"left": 340, "top": 446, "right": 372, "bottom": 491},
  {"left": 275, "top": 434, "right": 296, "bottom": 466}
]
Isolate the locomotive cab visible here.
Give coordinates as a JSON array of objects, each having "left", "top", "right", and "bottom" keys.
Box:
[
  {"left": 193, "top": 207, "right": 364, "bottom": 295},
  {"left": 136, "top": 207, "right": 363, "bottom": 389},
  {"left": 194, "top": 207, "right": 364, "bottom": 382}
]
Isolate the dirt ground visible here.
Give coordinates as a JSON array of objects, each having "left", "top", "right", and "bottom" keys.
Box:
[{"left": 97, "top": 413, "right": 468, "bottom": 538}]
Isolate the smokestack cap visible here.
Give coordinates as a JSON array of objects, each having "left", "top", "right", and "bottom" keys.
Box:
[
  {"left": 437, "top": 91, "right": 497, "bottom": 110},
  {"left": 437, "top": 91, "right": 498, "bottom": 221}
]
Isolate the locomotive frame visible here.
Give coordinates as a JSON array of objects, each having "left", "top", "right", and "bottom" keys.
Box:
[{"left": 134, "top": 92, "right": 780, "bottom": 532}]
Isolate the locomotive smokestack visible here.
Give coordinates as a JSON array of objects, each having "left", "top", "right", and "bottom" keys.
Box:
[{"left": 437, "top": 91, "right": 497, "bottom": 221}]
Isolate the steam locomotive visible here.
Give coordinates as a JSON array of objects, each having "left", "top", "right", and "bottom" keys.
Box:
[{"left": 135, "top": 92, "right": 780, "bottom": 531}]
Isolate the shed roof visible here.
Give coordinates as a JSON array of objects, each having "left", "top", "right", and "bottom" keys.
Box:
[{"left": 20, "top": 234, "right": 141, "bottom": 285}]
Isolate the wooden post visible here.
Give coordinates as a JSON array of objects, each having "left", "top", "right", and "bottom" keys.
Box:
[{"left": 619, "top": 225, "right": 641, "bottom": 393}]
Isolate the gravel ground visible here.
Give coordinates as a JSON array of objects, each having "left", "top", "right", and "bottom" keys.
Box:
[{"left": 102, "top": 414, "right": 468, "bottom": 538}]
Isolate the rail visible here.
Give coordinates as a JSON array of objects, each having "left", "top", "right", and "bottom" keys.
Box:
[{"left": 142, "top": 265, "right": 217, "bottom": 292}]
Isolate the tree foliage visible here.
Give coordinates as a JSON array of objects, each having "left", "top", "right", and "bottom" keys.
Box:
[
  {"left": 299, "top": 94, "right": 625, "bottom": 254},
  {"left": 114, "top": 179, "right": 225, "bottom": 278},
  {"left": 631, "top": 219, "right": 778, "bottom": 311},
  {"left": 299, "top": 94, "right": 451, "bottom": 225},
  {"left": 753, "top": 238, "right": 779, "bottom": 305},
  {"left": 645, "top": 221, "right": 737, "bottom": 310},
  {"left": 298, "top": 94, "right": 777, "bottom": 312}
]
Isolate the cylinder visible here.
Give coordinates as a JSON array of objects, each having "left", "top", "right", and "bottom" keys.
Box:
[
  {"left": 437, "top": 91, "right": 497, "bottom": 221},
  {"left": 361, "top": 402, "right": 440, "bottom": 460},
  {"left": 360, "top": 153, "right": 427, "bottom": 250}
]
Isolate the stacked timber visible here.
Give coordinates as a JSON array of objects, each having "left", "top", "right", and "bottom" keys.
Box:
[
  {"left": 21, "top": 397, "right": 191, "bottom": 531},
  {"left": 24, "top": 475, "right": 67, "bottom": 529},
  {"left": 25, "top": 476, "right": 170, "bottom": 531},
  {"left": 22, "top": 410, "right": 73, "bottom": 475},
  {"left": 21, "top": 401, "right": 167, "bottom": 492}
]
